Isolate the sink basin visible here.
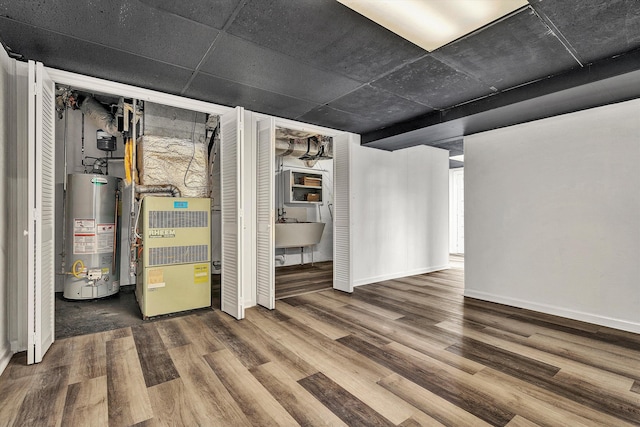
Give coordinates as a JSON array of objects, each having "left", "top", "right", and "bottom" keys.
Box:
[{"left": 275, "top": 222, "right": 325, "bottom": 248}]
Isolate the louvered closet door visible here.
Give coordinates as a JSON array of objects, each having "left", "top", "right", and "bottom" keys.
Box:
[
  {"left": 220, "top": 107, "right": 245, "bottom": 319},
  {"left": 27, "top": 61, "right": 56, "bottom": 364},
  {"left": 332, "top": 133, "right": 353, "bottom": 293},
  {"left": 256, "top": 118, "right": 275, "bottom": 309}
]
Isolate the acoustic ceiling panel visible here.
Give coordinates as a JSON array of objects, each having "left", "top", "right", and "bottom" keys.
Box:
[
  {"left": 200, "top": 33, "right": 362, "bottom": 104},
  {"left": 185, "top": 72, "right": 319, "bottom": 120},
  {"left": 433, "top": 140, "right": 464, "bottom": 157},
  {"left": 530, "top": 0, "right": 640, "bottom": 65},
  {"left": 433, "top": 8, "right": 580, "bottom": 90},
  {"left": 226, "top": 0, "right": 426, "bottom": 82},
  {"left": 0, "top": 0, "right": 218, "bottom": 69},
  {"left": 297, "top": 105, "right": 386, "bottom": 134},
  {"left": 0, "top": 18, "right": 194, "bottom": 94},
  {"left": 328, "top": 85, "right": 435, "bottom": 126},
  {"left": 372, "top": 55, "right": 494, "bottom": 109},
  {"left": 137, "top": 0, "right": 243, "bottom": 29}
]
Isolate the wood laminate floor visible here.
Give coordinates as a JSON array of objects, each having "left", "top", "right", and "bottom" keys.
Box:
[
  {"left": 2, "top": 256, "right": 640, "bottom": 426},
  {"left": 275, "top": 261, "right": 333, "bottom": 300}
]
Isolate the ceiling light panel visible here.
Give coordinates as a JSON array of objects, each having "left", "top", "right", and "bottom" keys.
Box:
[{"left": 336, "top": 0, "right": 528, "bottom": 51}]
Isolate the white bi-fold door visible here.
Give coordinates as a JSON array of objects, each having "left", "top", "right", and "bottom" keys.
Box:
[
  {"left": 332, "top": 133, "right": 353, "bottom": 293},
  {"left": 256, "top": 118, "right": 275, "bottom": 309},
  {"left": 27, "top": 61, "right": 56, "bottom": 364},
  {"left": 220, "top": 107, "right": 246, "bottom": 319}
]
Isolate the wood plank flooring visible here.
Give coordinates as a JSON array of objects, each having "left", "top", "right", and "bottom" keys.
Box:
[
  {"left": 275, "top": 261, "right": 333, "bottom": 299},
  {"left": 2, "top": 255, "right": 640, "bottom": 426}
]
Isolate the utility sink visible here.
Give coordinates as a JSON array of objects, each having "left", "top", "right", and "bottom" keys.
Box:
[{"left": 275, "top": 222, "right": 325, "bottom": 248}]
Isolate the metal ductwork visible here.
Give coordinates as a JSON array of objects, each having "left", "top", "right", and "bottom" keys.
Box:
[
  {"left": 135, "top": 184, "right": 182, "bottom": 198},
  {"left": 275, "top": 136, "right": 333, "bottom": 160},
  {"left": 78, "top": 95, "right": 119, "bottom": 137}
]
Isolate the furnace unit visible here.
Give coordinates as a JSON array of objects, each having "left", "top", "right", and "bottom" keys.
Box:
[{"left": 136, "top": 196, "right": 211, "bottom": 318}]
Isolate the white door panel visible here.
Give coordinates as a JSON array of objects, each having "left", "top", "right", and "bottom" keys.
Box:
[
  {"left": 332, "top": 134, "right": 352, "bottom": 293},
  {"left": 256, "top": 119, "right": 275, "bottom": 309},
  {"left": 27, "top": 61, "right": 56, "bottom": 364},
  {"left": 220, "top": 107, "right": 245, "bottom": 319}
]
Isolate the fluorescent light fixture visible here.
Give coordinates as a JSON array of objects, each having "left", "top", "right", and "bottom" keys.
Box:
[
  {"left": 336, "top": 0, "right": 528, "bottom": 51},
  {"left": 450, "top": 154, "right": 464, "bottom": 162}
]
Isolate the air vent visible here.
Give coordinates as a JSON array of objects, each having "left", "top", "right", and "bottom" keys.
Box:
[
  {"left": 148, "top": 245, "right": 208, "bottom": 266},
  {"left": 148, "top": 210, "right": 208, "bottom": 229}
]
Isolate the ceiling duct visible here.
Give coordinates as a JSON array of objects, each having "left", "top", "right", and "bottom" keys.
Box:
[{"left": 275, "top": 136, "right": 333, "bottom": 167}]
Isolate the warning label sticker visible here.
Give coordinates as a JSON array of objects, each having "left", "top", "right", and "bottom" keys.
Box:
[
  {"left": 97, "top": 223, "right": 115, "bottom": 253},
  {"left": 74, "top": 219, "right": 95, "bottom": 233},
  {"left": 194, "top": 264, "right": 209, "bottom": 284},
  {"left": 73, "top": 219, "right": 96, "bottom": 254},
  {"left": 148, "top": 269, "right": 165, "bottom": 289}
]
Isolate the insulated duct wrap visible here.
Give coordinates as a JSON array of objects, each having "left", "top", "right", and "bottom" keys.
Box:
[
  {"left": 137, "top": 135, "right": 209, "bottom": 198},
  {"left": 79, "top": 96, "right": 119, "bottom": 136}
]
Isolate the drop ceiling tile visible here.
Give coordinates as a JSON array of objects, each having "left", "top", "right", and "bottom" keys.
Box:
[
  {"left": 226, "top": 0, "right": 426, "bottom": 82},
  {"left": 433, "top": 8, "right": 579, "bottom": 90},
  {"left": 297, "top": 105, "right": 386, "bottom": 134},
  {"left": 0, "top": 19, "right": 193, "bottom": 94},
  {"left": 449, "top": 159, "right": 464, "bottom": 169},
  {"left": 432, "top": 140, "right": 464, "bottom": 156},
  {"left": 372, "top": 56, "right": 494, "bottom": 109},
  {"left": 138, "top": 0, "right": 242, "bottom": 29},
  {"left": 0, "top": 1, "right": 217, "bottom": 69},
  {"left": 328, "top": 85, "right": 435, "bottom": 124},
  {"left": 185, "top": 72, "right": 319, "bottom": 120},
  {"left": 200, "top": 33, "right": 362, "bottom": 104},
  {"left": 531, "top": 0, "right": 640, "bottom": 64}
]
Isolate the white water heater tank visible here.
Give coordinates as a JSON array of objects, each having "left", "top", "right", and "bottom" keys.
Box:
[{"left": 64, "top": 173, "right": 121, "bottom": 299}]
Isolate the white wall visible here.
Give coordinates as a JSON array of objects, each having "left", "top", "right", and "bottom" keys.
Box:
[
  {"left": 465, "top": 98, "right": 640, "bottom": 333},
  {"left": 350, "top": 144, "right": 449, "bottom": 286}
]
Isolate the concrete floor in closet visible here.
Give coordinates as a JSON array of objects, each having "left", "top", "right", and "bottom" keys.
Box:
[{"left": 55, "top": 262, "right": 333, "bottom": 339}]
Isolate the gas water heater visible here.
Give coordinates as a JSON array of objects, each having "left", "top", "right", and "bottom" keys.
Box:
[{"left": 64, "top": 173, "right": 121, "bottom": 299}]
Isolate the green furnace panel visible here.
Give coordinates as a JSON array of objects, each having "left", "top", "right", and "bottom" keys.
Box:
[{"left": 136, "top": 197, "right": 211, "bottom": 318}]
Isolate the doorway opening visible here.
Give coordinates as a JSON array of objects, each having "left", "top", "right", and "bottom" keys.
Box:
[
  {"left": 273, "top": 127, "right": 334, "bottom": 300},
  {"left": 53, "top": 87, "right": 220, "bottom": 338},
  {"left": 449, "top": 168, "right": 464, "bottom": 255}
]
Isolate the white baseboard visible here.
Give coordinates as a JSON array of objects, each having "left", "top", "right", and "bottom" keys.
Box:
[
  {"left": 0, "top": 345, "right": 13, "bottom": 377},
  {"left": 464, "top": 289, "right": 640, "bottom": 334},
  {"left": 354, "top": 264, "right": 450, "bottom": 287}
]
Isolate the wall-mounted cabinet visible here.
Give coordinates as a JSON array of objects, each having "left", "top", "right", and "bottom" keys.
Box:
[{"left": 280, "top": 168, "right": 322, "bottom": 204}]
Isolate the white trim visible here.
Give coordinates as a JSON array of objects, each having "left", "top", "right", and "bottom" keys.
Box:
[
  {"left": 463, "top": 289, "right": 640, "bottom": 334},
  {"left": 45, "top": 67, "right": 233, "bottom": 115},
  {"left": 0, "top": 347, "right": 12, "bottom": 376},
  {"left": 353, "top": 265, "right": 450, "bottom": 287},
  {"left": 252, "top": 111, "right": 348, "bottom": 137}
]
